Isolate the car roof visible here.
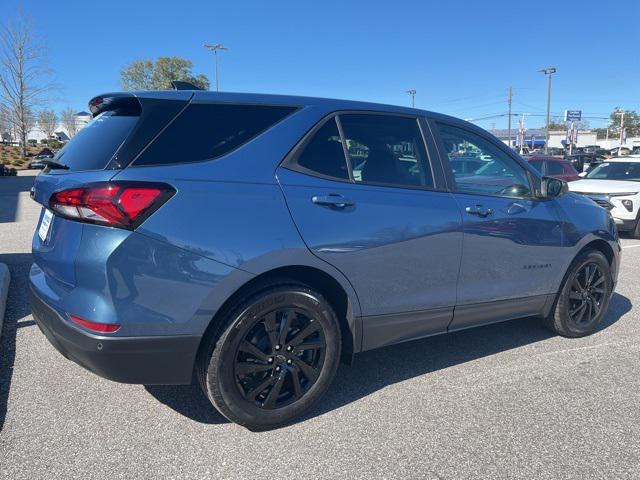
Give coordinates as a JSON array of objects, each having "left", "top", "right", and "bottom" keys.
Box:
[
  {"left": 605, "top": 155, "right": 640, "bottom": 162},
  {"left": 90, "top": 89, "right": 470, "bottom": 125}
]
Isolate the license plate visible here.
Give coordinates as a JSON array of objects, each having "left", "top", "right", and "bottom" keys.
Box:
[{"left": 38, "top": 209, "right": 54, "bottom": 242}]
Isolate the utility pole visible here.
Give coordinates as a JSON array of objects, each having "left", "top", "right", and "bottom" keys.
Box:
[
  {"left": 616, "top": 110, "right": 625, "bottom": 145},
  {"left": 203, "top": 43, "right": 228, "bottom": 92},
  {"left": 507, "top": 86, "right": 513, "bottom": 148},
  {"left": 538, "top": 67, "right": 556, "bottom": 154},
  {"left": 406, "top": 89, "right": 416, "bottom": 108}
]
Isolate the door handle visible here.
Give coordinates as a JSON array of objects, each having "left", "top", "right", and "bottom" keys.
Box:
[
  {"left": 465, "top": 205, "right": 494, "bottom": 217},
  {"left": 311, "top": 194, "right": 355, "bottom": 209}
]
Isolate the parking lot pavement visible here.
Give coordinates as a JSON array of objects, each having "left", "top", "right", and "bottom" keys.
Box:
[{"left": 1, "top": 173, "right": 639, "bottom": 479}]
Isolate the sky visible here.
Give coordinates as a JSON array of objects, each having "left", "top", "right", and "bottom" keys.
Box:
[{"left": 4, "top": 0, "right": 639, "bottom": 129}]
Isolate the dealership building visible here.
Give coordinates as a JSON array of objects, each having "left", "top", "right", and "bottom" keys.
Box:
[{"left": 490, "top": 128, "right": 598, "bottom": 149}]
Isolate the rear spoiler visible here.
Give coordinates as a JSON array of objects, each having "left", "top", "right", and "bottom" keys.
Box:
[{"left": 88, "top": 94, "right": 141, "bottom": 117}]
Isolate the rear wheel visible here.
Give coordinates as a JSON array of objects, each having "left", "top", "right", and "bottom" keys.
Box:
[
  {"left": 545, "top": 249, "right": 612, "bottom": 337},
  {"left": 197, "top": 280, "right": 341, "bottom": 430}
]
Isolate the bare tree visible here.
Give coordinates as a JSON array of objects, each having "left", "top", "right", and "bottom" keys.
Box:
[
  {"left": 60, "top": 107, "right": 77, "bottom": 137},
  {"left": 0, "top": 14, "right": 54, "bottom": 157},
  {"left": 38, "top": 109, "right": 57, "bottom": 140}
]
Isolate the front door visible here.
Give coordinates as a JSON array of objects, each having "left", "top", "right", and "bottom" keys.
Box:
[
  {"left": 278, "top": 113, "right": 463, "bottom": 349},
  {"left": 432, "top": 121, "right": 565, "bottom": 330}
]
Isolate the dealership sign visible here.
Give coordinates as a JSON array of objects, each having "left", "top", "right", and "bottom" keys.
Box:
[{"left": 564, "top": 110, "right": 582, "bottom": 122}]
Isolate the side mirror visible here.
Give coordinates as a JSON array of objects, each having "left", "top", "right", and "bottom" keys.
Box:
[{"left": 540, "top": 177, "right": 568, "bottom": 198}]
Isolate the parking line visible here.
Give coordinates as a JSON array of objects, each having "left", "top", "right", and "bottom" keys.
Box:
[{"left": 622, "top": 244, "right": 640, "bottom": 249}]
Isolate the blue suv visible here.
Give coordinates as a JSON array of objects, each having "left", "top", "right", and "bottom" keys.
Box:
[{"left": 29, "top": 91, "right": 620, "bottom": 429}]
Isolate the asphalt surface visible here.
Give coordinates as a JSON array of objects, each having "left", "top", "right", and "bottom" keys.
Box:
[{"left": 1, "top": 170, "right": 640, "bottom": 479}]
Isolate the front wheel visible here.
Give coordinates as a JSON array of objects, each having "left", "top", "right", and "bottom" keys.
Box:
[
  {"left": 197, "top": 281, "right": 341, "bottom": 430},
  {"left": 632, "top": 217, "right": 640, "bottom": 239},
  {"left": 545, "top": 249, "right": 613, "bottom": 338}
]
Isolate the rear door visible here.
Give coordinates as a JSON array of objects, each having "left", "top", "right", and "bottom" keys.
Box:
[
  {"left": 431, "top": 121, "right": 564, "bottom": 330},
  {"left": 278, "top": 112, "right": 463, "bottom": 350}
]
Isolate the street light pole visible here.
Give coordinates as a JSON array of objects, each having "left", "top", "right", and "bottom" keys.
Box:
[
  {"left": 203, "top": 43, "right": 228, "bottom": 92},
  {"left": 406, "top": 89, "right": 416, "bottom": 108},
  {"left": 538, "top": 67, "right": 556, "bottom": 154},
  {"left": 507, "top": 86, "right": 513, "bottom": 148}
]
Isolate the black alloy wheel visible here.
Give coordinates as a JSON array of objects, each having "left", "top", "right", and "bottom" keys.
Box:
[
  {"left": 198, "top": 280, "right": 341, "bottom": 430},
  {"left": 234, "top": 307, "right": 326, "bottom": 409},
  {"left": 545, "top": 249, "right": 613, "bottom": 338},
  {"left": 567, "top": 262, "right": 607, "bottom": 327}
]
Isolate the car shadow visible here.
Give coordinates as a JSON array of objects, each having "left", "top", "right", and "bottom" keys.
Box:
[
  {"left": 144, "top": 382, "right": 229, "bottom": 425},
  {"left": 144, "top": 292, "right": 631, "bottom": 428},
  {"left": 0, "top": 252, "right": 34, "bottom": 433}
]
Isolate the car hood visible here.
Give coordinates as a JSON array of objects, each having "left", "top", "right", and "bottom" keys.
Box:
[{"left": 569, "top": 179, "right": 640, "bottom": 194}]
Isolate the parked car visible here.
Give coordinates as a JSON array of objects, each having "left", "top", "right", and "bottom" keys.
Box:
[
  {"left": 608, "top": 146, "right": 633, "bottom": 157},
  {"left": 566, "top": 153, "right": 606, "bottom": 173},
  {"left": 547, "top": 147, "right": 565, "bottom": 157},
  {"left": 527, "top": 156, "right": 580, "bottom": 181},
  {"left": 28, "top": 148, "right": 56, "bottom": 169},
  {"left": 29, "top": 91, "right": 620, "bottom": 429},
  {"left": 583, "top": 145, "right": 601, "bottom": 154},
  {"left": 0, "top": 164, "right": 17, "bottom": 176},
  {"left": 569, "top": 156, "right": 640, "bottom": 237}
]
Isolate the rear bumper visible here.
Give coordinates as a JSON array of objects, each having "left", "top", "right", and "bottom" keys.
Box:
[{"left": 29, "top": 286, "right": 200, "bottom": 385}]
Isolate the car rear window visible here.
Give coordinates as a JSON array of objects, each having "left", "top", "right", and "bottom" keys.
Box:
[
  {"left": 54, "top": 111, "right": 139, "bottom": 171},
  {"left": 134, "top": 103, "right": 297, "bottom": 166}
]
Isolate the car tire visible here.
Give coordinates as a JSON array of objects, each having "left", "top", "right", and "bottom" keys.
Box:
[
  {"left": 545, "top": 249, "right": 612, "bottom": 338},
  {"left": 633, "top": 217, "right": 640, "bottom": 239},
  {"left": 196, "top": 279, "right": 341, "bottom": 430}
]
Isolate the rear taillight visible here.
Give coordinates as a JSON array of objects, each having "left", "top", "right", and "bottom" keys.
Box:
[
  {"left": 69, "top": 314, "right": 120, "bottom": 333},
  {"left": 50, "top": 182, "right": 175, "bottom": 229}
]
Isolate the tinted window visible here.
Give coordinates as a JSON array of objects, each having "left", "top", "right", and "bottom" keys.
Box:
[
  {"left": 547, "top": 162, "right": 565, "bottom": 175},
  {"left": 135, "top": 103, "right": 296, "bottom": 166},
  {"left": 438, "top": 123, "right": 531, "bottom": 198},
  {"left": 295, "top": 118, "right": 349, "bottom": 179},
  {"left": 54, "top": 111, "right": 138, "bottom": 171},
  {"left": 339, "top": 114, "right": 432, "bottom": 188},
  {"left": 529, "top": 160, "right": 544, "bottom": 173}
]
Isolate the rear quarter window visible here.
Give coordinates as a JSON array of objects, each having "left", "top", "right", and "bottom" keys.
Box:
[
  {"left": 134, "top": 103, "right": 297, "bottom": 166},
  {"left": 54, "top": 111, "right": 139, "bottom": 171}
]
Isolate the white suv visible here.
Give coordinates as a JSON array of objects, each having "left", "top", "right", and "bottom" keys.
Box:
[{"left": 569, "top": 156, "right": 640, "bottom": 237}]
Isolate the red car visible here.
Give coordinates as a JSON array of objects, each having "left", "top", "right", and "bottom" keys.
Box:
[{"left": 526, "top": 156, "right": 580, "bottom": 182}]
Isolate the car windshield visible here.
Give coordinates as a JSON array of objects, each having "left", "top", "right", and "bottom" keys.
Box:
[{"left": 585, "top": 161, "right": 640, "bottom": 181}]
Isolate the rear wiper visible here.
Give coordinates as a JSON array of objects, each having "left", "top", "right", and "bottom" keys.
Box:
[{"left": 41, "top": 159, "right": 69, "bottom": 170}]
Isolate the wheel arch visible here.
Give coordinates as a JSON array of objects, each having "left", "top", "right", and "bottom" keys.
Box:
[
  {"left": 579, "top": 238, "right": 615, "bottom": 267},
  {"left": 196, "top": 264, "right": 362, "bottom": 367}
]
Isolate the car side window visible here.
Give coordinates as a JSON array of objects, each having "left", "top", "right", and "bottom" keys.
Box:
[
  {"left": 295, "top": 118, "right": 349, "bottom": 180},
  {"left": 437, "top": 123, "right": 532, "bottom": 198},
  {"left": 547, "top": 162, "right": 565, "bottom": 175},
  {"left": 339, "top": 114, "right": 433, "bottom": 188}
]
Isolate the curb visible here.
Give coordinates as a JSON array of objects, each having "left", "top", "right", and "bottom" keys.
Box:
[{"left": 0, "top": 263, "right": 10, "bottom": 341}]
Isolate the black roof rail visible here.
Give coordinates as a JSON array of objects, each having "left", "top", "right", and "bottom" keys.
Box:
[{"left": 170, "top": 80, "right": 203, "bottom": 91}]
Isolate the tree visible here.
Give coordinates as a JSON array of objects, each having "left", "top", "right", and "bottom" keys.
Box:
[
  {"left": 609, "top": 108, "right": 640, "bottom": 138},
  {"left": 38, "top": 109, "right": 57, "bottom": 140},
  {"left": 120, "top": 56, "right": 210, "bottom": 91},
  {"left": 60, "top": 107, "right": 77, "bottom": 137},
  {"left": 547, "top": 119, "right": 590, "bottom": 131},
  {"left": 0, "top": 14, "right": 54, "bottom": 157}
]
